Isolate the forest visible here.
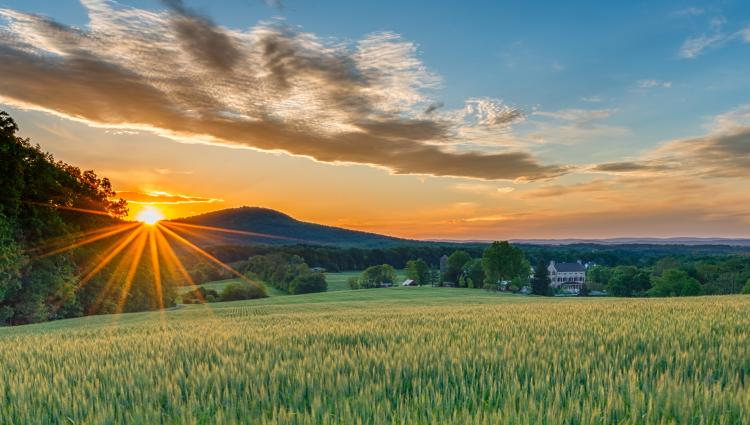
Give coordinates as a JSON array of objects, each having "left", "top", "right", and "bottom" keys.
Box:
[{"left": 0, "top": 112, "right": 177, "bottom": 325}]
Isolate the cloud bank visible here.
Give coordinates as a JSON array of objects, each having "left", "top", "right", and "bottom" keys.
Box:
[{"left": 0, "top": 1, "right": 567, "bottom": 181}]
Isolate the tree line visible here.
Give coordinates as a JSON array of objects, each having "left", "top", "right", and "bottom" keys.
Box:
[
  {"left": 240, "top": 253, "right": 327, "bottom": 294},
  {"left": 0, "top": 111, "right": 178, "bottom": 325},
  {"left": 587, "top": 255, "right": 750, "bottom": 297}
]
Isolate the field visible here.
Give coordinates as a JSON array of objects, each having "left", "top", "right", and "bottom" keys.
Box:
[
  {"left": 178, "top": 270, "right": 408, "bottom": 298},
  {"left": 324, "top": 270, "right": 407, "bottom": 291},
  {"left": 1, "top": 288, "right": 749, "bottom": 424}
]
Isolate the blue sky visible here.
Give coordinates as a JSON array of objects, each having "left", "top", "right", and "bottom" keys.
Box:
[{"left": 0, "top": 0, "right": 749, "bottom": 238}]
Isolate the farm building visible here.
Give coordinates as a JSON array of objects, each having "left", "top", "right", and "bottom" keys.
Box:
[{"left": 548, "top": 261, "right": 586, "bottom": 293}]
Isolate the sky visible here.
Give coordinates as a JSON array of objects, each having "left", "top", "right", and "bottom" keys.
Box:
[{"left": 0, "top": 0, "right": 749, "bottom": 240}]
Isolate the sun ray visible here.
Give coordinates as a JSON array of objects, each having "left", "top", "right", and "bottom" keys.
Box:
[
  {"left": 25, "top": 201, "right": 120, "bottom": 218},
  {"left": 76, "top": 224, "right": 145, "bottom": 290},
  {"left": 163, "top": 221, "right": 301, "bottom": 242},
  {"left": 88, "top": 230, "right": 148, "bottom": 315},
  {"left": 26, "top": 222, "right": 133, "bottom": 255},
  {"left": 158, "top": 223, "right": 260, "bottom": 286},
  {"left": 148, "top": 226, "right": 164, "bottom": 310},
  {"left": 116, "top": 230, "right": 149, "bottom": 314},
  {"left": 32, "top": 222, "right": 141, "bottom": 260},
  {"left": 154, "top": 227, "right": 209, "bottom": 305}
]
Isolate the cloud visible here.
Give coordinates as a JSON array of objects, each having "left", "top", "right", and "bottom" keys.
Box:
[
  {"left": 741, "top": 26, "right": 750, "bottom": 42},
  {"left": 119, "top": 190, "right": 223, "bottom": 205},
  {"left": 678, "top": 16, "right": 750, "bottom": 59},
  {"left": 679, "top": 33, "right": 724, "bottom": 58},
  {"left": 636, "top": 79, "right": 672, "bottom": 90},
  {"left": 591, "top": 162, "right": 661, "bottom": 173},
  {"left": 672, "top": 7, "right": 704, "bottom": 17},
  {"left": 450, "top": 182, "right": 515, "bottom": 196},
  {"left": 0, "top": 2, "right": 565, "bottom": 181},
  {"left": 592, "top": 105, "right": 750, "bottom": 179},
  {"left": 580, "top": 96, "right": 602, "bottom": 103},
  {"left": 262, "top": 0, "right": 284, "bottom": 10},
  {"left": 520, "top": 179, "right": 611, "bottom": 198},
  {"left": 526, "top": 108, "right": 628, "bottom": 144}
]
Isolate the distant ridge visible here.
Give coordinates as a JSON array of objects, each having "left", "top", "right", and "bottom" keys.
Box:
[
  {"left": 169, "top": 206, "right": 416, "bottom": 248},
  {"left": 510, "top": 237, "right": 750, "bottom": 247}
]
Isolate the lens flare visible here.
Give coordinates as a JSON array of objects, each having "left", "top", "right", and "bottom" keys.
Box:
[{"left": 135, "top": 207, "right": 164, "bottom": 225}]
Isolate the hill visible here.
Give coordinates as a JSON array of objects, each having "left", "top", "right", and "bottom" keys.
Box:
[{"left": 169, "top": 206, "right": 417, "bottom": 248}]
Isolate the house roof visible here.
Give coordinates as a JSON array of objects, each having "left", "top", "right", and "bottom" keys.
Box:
[{"left": 553, "top": 262, "right": 585, "bottom": 272}]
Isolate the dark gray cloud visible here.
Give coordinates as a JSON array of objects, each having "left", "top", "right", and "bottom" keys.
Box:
[
  {"left": 591, "top": 127, "right": 750, "bottom": 178},
  {"left": 161, "top": 0, "right": 240, "bottom": 71},
  {"left": 591, "top": 161, "right": 659, "bottom": 173},
  {"left": 0, "top": 2, "right": 566, "bottom": 181}
]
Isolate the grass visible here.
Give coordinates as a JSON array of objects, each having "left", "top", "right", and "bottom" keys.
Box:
[
  {"left": 177, "top": 278, "right": 287, "bottom": 298},
  {"left": 180, "top": 270, "right": 407, "bottom": 297},
  {"left": 1, "top": 288, "right": 749, "bottom": 424},
  {"left": 324, "top": 270, "right": 407, "bottom": 291}
]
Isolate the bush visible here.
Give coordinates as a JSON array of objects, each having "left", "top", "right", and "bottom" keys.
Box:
[
  {"left": 741, "top": 279, "right": 750, "bottom": 294},
  {"left": 181, "top": 287, "right": 220, "bottom": 304},
  {"left": 220, "top": 281, "right": 267, "bottom": 302},
  {"left": 289, "top": 272, "right": 327, "bottom": 294}
]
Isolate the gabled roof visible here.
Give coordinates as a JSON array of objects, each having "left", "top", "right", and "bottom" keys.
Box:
[{"left": 553, "top": 262, "right": 586, "bottom": 272}]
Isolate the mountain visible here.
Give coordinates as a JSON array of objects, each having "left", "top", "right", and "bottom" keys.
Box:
[
  {"left": 509, "top": 237, "right": 750, "bottom": 247},
  {"left": 168, "top": 207, "right": 416, "bottom": 248}
]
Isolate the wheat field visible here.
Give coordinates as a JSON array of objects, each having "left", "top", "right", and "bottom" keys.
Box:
[{"left": 1, "top": 288, "right": 748, "bottom": 424}]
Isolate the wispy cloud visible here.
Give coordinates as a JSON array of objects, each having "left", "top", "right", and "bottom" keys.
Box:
[
  {"left": 591, "top": 104, "right": 750, "bottom": 179},
  {"left": 636, "top": 79, "right": 672, "bottom": 90},
  {"left": 678, "top": 16, "right": 749, "bottom": 59},
  {"left": 0, "top": 1, "right": 567, "bottom": 181},
  {"left": 450, "top": 182, "right": 515, "bottom": 196},
  {"left": 119, "top": 190, "right": 223, "bottom": 205},
  {"left": 527, "top": 108, "right": 628, "bottom": 145},
  {"left": 672, "top": 7, "right": 704, "bottom": 17}
]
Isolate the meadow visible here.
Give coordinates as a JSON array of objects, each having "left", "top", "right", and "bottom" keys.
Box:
[{"left": 1, "top": 287, "right": 749, "bottom": 424}]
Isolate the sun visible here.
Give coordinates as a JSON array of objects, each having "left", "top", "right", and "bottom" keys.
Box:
[{"left": 135, "top": 206, "right": 164, "bottom": 225}]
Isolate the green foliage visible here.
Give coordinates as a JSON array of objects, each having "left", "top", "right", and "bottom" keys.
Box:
[
  {"left": 351, "top": 264, "right": 397, "bottom": 289},
  {"left": 586, "top": 265, "right": 612, "bottom": 288},
  {"left": 243, "top": 253, "right": 326, "bottom": 294},
  {"left": 444, "top": 250, "right": 471, "bottom": 283},
  {"left": 531, "top": 259, "right": 551, "bottom": 296},
  {"left": 405, "top": 259, "right": 430, "bottom": 286},
  {"left": 219, "top": 281, "right": 267, "bottom": 301},
  {"left": 0, "top": 215, "right": 23, "bottom": 303},
  {"left": 606, "top": 266, "right": 651, "bottom": 297},
  {"left": 463, "top": 259, "right": 485, "bottom": 289},
  {"left": 182, "top": 287, "right": 220, "bottom": 304},
  {"left": 648, "top": 269, "right": 702, "bottom": 297},
  {"left": 742, "top": 279, "right": 750, "bottom": 294},
  {"left": 289, "top": 272, "right": 327, "bottom": 294},
  {"left": 0, "top": 110, "right": 185, "bottom": 325},
  {"left": 482, "top": 241, "right": 529, "bottom": 286}
]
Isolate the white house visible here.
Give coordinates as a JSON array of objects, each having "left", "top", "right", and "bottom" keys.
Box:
[{"left": 548, "top": 261, "right": 586, "bottom": 292}]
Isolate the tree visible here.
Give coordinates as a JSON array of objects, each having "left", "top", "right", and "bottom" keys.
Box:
[
  {"left": 220, "top": 281, "right": 267, "bottom": 301},
  {"left": 405, "top": 259, "right": 430, "bottom": 286},
  {"left": 607, "top": 266, "right": 651, "bottom": 297},
  {"left": 531, "top": 259, "right": 550, "bottom": 296},
  {"left": 356, "top": 264, "right": 397, "bottom": 289},
  {"left": 482, "top": 241, "right": 529, "bottom": 286},
  {"left": 0, "top": 110, "right": 140, "bottom": 325},
  {"left": 445, "top": 251, "right": 471, "bottom": 284},
  {"left": 586, "top": 265, "right": 612, "bottom": 290},
  {"left": 648, "top": 269, "right": 702, "bottom": 297},
  {"left": 290, "top": 272, "right": 327, "bottom": 294},
  {"left": 742, "top": 278, "right": 750, "bottom": 294},
  {"left": 463, "top": 259, "right": 485, "bottom": 290}
]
